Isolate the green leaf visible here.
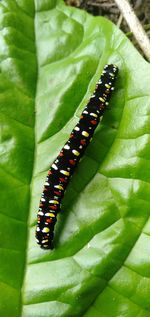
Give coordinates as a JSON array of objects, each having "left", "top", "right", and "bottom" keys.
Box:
[{"left": 0, "top": 0, "right": 150, "bottom": 316}]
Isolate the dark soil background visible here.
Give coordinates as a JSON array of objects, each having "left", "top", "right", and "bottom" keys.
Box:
[{"left": 65, "top": 0, "right": 150, "bottom": 55}]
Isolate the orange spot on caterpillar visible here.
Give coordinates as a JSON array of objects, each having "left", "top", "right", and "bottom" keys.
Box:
[
  {"left": 69, "top": 159, "right": 76, "bottom": 166},
  {"left": 91, "top": 120, "right": 97, "bottom": 125},
  {"left": 50, "top": 205, "right": 58, "bottom": 210},
  {"left": 54, "top": 191, "right": 61, "bottom": 196},
  {"left": 59, "top": 177, "right": 67, "bottom": 182},
  {"left": 46, "top": 218, "right": 53, "bottom": 223},
  {"left": 80, "top": 139, "right": 86, "bottom": 145}
]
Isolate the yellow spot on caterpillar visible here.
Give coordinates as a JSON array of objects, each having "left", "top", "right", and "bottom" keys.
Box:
[
  {"left": 49, "top": 213, "right": 55, "bottom": 217},
  {"left": 82, "top": 131, "right": 89, "bottom": 137},
  {"left": 45, "top": 212, "right": 51, "bottom": 216},
  {"left": 54, "top": 185, "right": 64, "bottom": 190},
  {"left": 46, "top": 212, "right": 55, "bottom": 218},
  {"left": 105, "top": 83, "right": 110, "bottom": 89},
  {"left": 60, "top": 170, "right": 70, "bottom": 176},
  {"left": 42, "top": 239, "right": 49, "bottom": 244},
  {"left": 90, "top": 113, "right": 98, "bottom": 118},
  {"left": 42, "top": 227, "right": 50, "bottom": 233},
  {"left": 49, "top": 200, "right": 59, "bottom": 204},
  {"left": 72, "top": 149, "right": 80, "bottom": 156},
  {"left": 99, "top": 97, "right": 105, "bottom": 102}
]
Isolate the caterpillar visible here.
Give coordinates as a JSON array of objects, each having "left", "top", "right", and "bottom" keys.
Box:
[{"left": 35, "top": 64, "right": 118, "bottom": 249}]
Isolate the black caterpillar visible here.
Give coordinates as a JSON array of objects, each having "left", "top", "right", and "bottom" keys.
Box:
[{"left": 35, "top": 64, "right": 118, "bottom": 249}]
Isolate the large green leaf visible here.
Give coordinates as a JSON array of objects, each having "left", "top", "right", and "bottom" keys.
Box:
[{"left": 0, "top": 0, "right": 150, "bottom": 316}]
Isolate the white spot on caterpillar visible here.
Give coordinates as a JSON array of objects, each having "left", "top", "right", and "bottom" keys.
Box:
[
  {"left": 64, "top": 144, "right": 70, "bottom": 150},
  {"left": 38, "top": 211, "right": 44, "bottom": 216},
  {"left": 109, "top": 72, "right": 114, "bottom": 76},
  {"left": 36, "top": 227, "right": 40, "bottom": 232},
  {"left": 44, "top": 181, "right": 50, "bottom": 186},
  {"left": 52, "top": 163, "right": 58, "bottom": 170},
  {"left": 74, "top": 126, "right": 80, "bottom": 131},
  {"left": 41, "top": 198, "right": 45, "bottom": 202}
]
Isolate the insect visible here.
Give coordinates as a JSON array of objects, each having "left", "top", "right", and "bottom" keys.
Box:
[{"left": 35, "top": 64, "right": 118, "bottom": 249}]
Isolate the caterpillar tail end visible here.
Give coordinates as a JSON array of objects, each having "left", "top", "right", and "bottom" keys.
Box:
[
  {"left": 40, "top": 240, "right": 54, "bottom": 250},
  {"left": 35, "top": 227, "right": 55, "bottom": 250}
]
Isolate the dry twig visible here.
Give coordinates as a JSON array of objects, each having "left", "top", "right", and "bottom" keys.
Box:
[{"left": 114, "top": 0, "right": 150, "bottom": 61}]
